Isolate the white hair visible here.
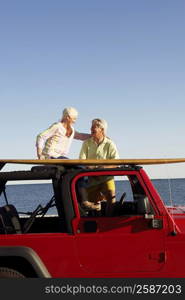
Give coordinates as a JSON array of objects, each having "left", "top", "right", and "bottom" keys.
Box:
[
  {"left": 92, "top": 118, "right": 108, "bottom": 133},
  {"left": 62, "top": 107, "right": 78, "bottom": 119}
]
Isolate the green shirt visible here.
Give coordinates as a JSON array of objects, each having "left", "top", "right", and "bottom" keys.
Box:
[{"left": 79, "top": 137, "right": 119, "bottom": 159}]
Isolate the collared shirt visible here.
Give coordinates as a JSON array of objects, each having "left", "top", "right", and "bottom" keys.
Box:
[{"left": 79, "top": 137, "right": 119, "bottom": 160}]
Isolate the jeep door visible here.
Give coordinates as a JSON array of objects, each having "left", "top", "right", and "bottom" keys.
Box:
[{"left": 72, "top": 171, "right": 167, "bottom": 275}]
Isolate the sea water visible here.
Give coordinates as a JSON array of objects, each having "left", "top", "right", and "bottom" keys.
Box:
[{"left": 1, "top": 178, "right": 185, "bottom": 215}]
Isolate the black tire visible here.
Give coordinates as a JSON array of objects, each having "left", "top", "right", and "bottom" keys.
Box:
[{"left": 0, "top": 267, "right": 25, "bottom": 278}]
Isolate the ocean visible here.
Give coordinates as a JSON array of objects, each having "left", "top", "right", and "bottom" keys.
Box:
[{"left": 1, "top": 178, "right": 185, "bottom": 215}]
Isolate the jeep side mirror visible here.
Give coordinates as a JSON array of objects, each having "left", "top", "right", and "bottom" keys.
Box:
[
  {"left": 144, "top": 214, "right": 163, "bottom": 229},
  {"left": 151, "top": 218, "right": 163, "bottom": 229}
]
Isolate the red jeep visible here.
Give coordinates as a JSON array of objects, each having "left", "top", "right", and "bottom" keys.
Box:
[{"left": 0, "top": 161, "right": 185, "bottom": 277}]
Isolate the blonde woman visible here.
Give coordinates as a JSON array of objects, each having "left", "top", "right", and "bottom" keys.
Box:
[{"left": 36, "top": 107, "right": 89, "bottom": 159}]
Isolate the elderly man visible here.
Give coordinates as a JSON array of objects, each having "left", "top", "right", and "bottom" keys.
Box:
[{"left": 79, "top": 118, "right": 119, "bottom": 216}]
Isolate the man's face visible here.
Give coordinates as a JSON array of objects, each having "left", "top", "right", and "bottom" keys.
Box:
[{"left": 91, "top": 122, "right": 104, "bottom": 139}]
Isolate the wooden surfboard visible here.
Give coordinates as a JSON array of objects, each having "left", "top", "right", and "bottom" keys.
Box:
[{"left": 1, "top": 158, "right": 185, "bottom": 165}]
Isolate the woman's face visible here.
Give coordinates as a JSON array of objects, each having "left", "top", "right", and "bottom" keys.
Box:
[{"left": 67, "top": 115, "right": 77, "bottom": 125}]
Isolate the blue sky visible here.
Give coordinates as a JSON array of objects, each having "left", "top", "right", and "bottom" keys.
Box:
[{"left": 0, "top": 0, "right": 185, "bottom": 178}]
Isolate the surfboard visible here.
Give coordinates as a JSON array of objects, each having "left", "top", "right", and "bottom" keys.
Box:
[{"left": 1, "top": 158, "right": 185, "bottom": 165}]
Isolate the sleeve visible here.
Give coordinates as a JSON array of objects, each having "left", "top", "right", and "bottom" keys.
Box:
[
  {"left": 79, "top": 141, "right": 88, "bottom": 159},
  {"left": 108, "top": 141, "right": 119, "bottom": 159},
  {"left": 74, "top": 131, "right": 90, "bottom": 141},
  {"left": 36, "top": 123, "right": 58, "bottom": 149}
]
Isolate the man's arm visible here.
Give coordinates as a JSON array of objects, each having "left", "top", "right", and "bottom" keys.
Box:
[
  {"left": 108, "top": 140, "right": 119, "bottom": 159},
  {"left": 99, "top": 140, "right": 119, "bottom": 168}
]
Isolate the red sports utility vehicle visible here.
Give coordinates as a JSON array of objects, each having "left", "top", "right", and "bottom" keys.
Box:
[{"left": 0, "top": 160, "right": 185, "bottom": 278}]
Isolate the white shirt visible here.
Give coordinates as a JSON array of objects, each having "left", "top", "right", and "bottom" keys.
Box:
[
  {"left": 36, "top": 122, "right": 90, "bottom": 159},
  {"left": 36, "top": 122, "right": 75, "bottom": 158}
]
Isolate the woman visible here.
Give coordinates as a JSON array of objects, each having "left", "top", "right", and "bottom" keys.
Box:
[{"left": 36, "top": 107, "right": 89, "bottom": 159}]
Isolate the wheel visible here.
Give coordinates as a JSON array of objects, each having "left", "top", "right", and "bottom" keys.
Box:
[
  {"left": 112, "top": 192, "right": 127, "bottom": 216},
  {"left": 0, "top": 267, "right": 25, "bottom": 278},
  {"left": 119, "top": 192, "right": 126, "bottom": 205}
]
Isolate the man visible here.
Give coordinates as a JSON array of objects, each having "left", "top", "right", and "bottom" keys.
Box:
[
  {"left": 79, "top": 118, "right": 119, "bottom": 216},
  {"left": 36, "top": 107, "right": 89, "bottom": 159}
]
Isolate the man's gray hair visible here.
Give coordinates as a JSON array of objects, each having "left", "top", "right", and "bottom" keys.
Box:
[
  {"left": 92, "top": 118, "right": 108, "bottom": 133},
  {"left": 62, "top": 107, "right": 78, "bottom": 119}
]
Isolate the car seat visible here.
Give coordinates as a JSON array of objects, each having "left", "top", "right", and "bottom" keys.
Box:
[{"left": 0, "top": 204, "right": 22, "bottom": 234}]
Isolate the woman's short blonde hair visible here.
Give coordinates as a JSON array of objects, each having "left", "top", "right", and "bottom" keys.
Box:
[{"left": 62, "top": 107, "right": 78, "bottom": 119}]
